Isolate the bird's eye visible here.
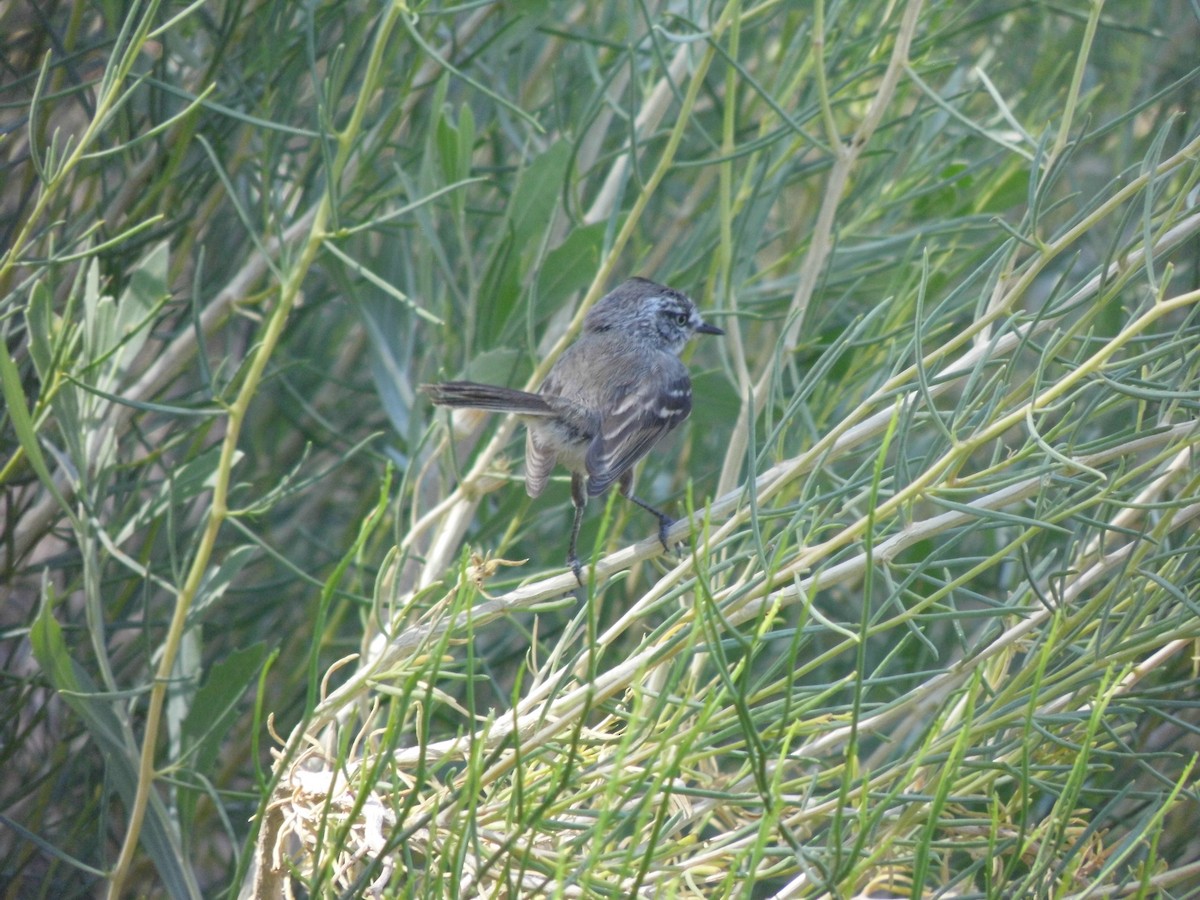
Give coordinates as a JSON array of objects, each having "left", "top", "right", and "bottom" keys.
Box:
[{"left": 675, "top": 312, "right": 690, "bottom": 326}]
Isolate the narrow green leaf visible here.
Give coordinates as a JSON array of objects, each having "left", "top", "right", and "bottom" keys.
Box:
[
  {"left": 188, "top": 545, "right": 259, "bottom": 624},
  {"left": 114, "top": 240, "right": 169, "bottom": 371},
  {"left": 25, "top": 279, "right": 55, "bottom": 381},
  {"left": 0, "top": 334, "right": 68, "bottom": 509},
  {"left": 534, "top": 223, "right": 606, "bottom": 323},
  {"left": 31, "top": 600, "right": 202, "bottom": 898},
  {"left": 182, "top": 642, "right": 270, "bottom": 777},
  {"left": 176, "top": 643, "right": 270, "bottom": 833},
  {"left": 479, "top": 141, "right": 572, "bottom": 341}
]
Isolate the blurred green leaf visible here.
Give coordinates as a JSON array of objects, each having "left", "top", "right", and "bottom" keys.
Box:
[
  {"left": 976, "top": 165, "right": 1031, "bottom": 214},
  {"left": 462, "top": 346, "right": 528, "bottom": 387},
  {"left": 184, "top": 645, "right": 269, "bottom": 775},
  {"left": 913, "top": 162, "right": 971, "bottom": 219},
  {"left": 534, "top": 222, "right": 606, "bottom": 323},
  {"left": 0, "top": 333, "right": 68, "bottom": 508},
  {"left": 30, "top": 600, "right": 202, "bottom": 898},
  {"left": 189, "top": 545, "right": 259, "bottom": 626},
  {"left": 510, "top": 142, "right": 571, "bottom": 253},
  {"left": 79, "top": 260, "right": 112, "bottom": 374},
  {"left": 114, "top": 240, "right": 169, "bottom": 373},
  {"left": 478, "top": 141, "right": 572, "bottom": 343},
  {"left": 436, "top": 103, "right": 476, "bottom": 187},
  {"left": 177, "top": 642, "right": 269, "bottom": 835},
  {"left": 25, "top": 279, "right": 55, "bottom": 382}
]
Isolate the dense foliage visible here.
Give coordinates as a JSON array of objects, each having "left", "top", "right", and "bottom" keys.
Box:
[{"left": 2, "top": 1, "right": 1198, "bottom": 896}]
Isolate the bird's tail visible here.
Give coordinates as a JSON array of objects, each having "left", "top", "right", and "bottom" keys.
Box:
[{"left": 420, "top": 381, "right": 554, "bottom": 416}]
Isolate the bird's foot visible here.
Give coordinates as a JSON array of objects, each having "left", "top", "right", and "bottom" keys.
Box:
[{"left": 657, "top": 515, "right": 685, "bottom": 557}]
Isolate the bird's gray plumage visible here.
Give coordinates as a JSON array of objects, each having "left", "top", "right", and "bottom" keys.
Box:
[{"left": 421, "top": 277, "right": 723, "bottom": 581}]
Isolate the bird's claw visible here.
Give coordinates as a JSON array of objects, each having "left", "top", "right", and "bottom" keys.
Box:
[{"left": 658, "top": 516, "right": 685, "bottom": 558}]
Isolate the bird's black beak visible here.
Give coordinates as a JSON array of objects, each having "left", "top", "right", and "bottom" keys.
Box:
[{"left": 696, "top": 320, "right": 724, "bottom": 336}]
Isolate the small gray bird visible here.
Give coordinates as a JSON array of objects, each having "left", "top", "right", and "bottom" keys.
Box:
[{"left": 422, "top": 277, "right": 724, "bottom": 582}]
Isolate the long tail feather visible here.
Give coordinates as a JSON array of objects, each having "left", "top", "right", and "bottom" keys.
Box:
[{"left": 420, "top": 381, "right": 553, "bottom": 415}]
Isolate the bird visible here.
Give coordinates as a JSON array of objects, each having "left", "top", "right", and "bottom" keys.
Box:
[{"left": 421, "top": 277, "right": 724, "bottom": 583}]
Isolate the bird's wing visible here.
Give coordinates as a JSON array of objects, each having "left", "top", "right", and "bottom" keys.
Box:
[{"left": 584, "top": 367, "right": 692, "bottom": 497}]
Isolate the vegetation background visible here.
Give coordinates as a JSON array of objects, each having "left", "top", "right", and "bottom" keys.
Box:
[{"left": 2, "top": 0, "right": 1199, "bottom": 896}]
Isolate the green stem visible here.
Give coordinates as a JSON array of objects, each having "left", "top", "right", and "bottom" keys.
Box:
[
  {"left": 106, "top": 4, "right": 403, "bottom": 895},
  {"left": 1052, "top": 0, "right": 1105, "bottom": 163}
]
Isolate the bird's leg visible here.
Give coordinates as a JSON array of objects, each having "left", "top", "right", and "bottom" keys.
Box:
[
  {"left": 567, "top": 472, "right": 587, "bottom": 584},
  {"left": 618, "top": 470, "right": 677, "bottom": 554}
]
